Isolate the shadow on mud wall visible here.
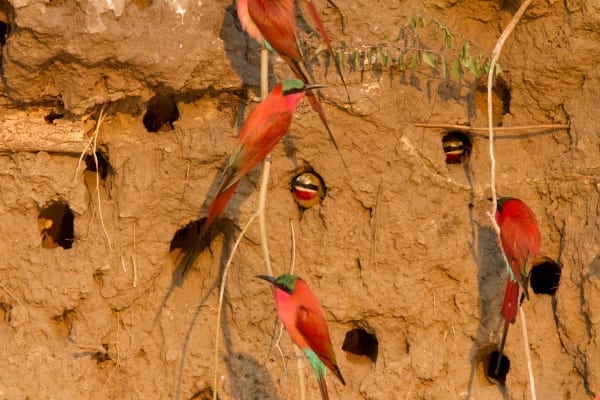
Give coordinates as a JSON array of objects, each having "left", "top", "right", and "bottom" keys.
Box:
[
  {"left": 219, "top": 3, "right": 276, "bottom": 125},
  {"left": 151, "top": 146, "right": 260, "bottom": 327},
  {"left": 220, "top": 283, "right": 281, "bottom": 399},
  {"left": 468, "top": 222, "right": 508, "bottom": 397},
  {"left": 464, "top": 171, "right": 507, "bottom": 398},
  {"left": 173, "top": 225, "right": 274, "bottom": 399}
]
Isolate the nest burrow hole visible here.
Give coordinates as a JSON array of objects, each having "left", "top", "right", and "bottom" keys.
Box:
[
  {"left": 442, "top": 131, "right": 472, "bottom": 164},
  {"left": 487, "top": 350, "right": 510, "bottom": 383},
  {"left": 85, "top": 151, "right": 110, "bottom": 180},
  {"left": 531, "top": 259, "right": 561, "bottom": 295},
  {"left": 143, "top": 94, "right": 180, "bottom": 132},
  {"left": 38, "top": 201, "right": 75, "bottom": 249},
  {"left": 474, "top": 78, "right": 511, "bottom": 126},
  {"left": 342, "top": 328, "right": 379, "bottom": 363}
]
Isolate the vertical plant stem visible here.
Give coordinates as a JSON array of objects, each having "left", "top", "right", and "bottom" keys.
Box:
[
  {"left": 212, "top": 214, "right": 258, "bottom": 400},
  {"left": 485, "top": 2, "right": 537, "bottom": 399},
  {"left": 487, "top": 0, "right": 534, "bottom": 232},
  {"left": 255, "top": 46, "right": 306, "bottom": 400},
  {"left": 258, "top": 47, "right": 274, "bottom": 277},
  {"left": 212, "top": 47, "right": 272, "bottom": 400},
  {"left": 519, "top": 308, "right": 537, "bottom": 400}
]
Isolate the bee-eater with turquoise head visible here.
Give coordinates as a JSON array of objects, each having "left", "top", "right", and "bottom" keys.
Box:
[
  {"left": 236, "top": 0, "right": 350, "bottom": 168},
  {"left": 175, "top": 80, "right": 322, "bottom": 280},
  {"left": 257, "top": 274, "right": 346, "bottom": 400}
]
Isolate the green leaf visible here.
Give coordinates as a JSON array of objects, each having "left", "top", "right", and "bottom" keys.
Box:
[
  {"left": 352, "top": 49, "right": 359, "bottom": 70},
  {"left": 377, "top": 49, "right": 391, "bottom": 68},
  {"left": 464, "top": 57, "right": 479, "bottom": 77},
  {"left": 407, "top": 14, "right": 417, "bottom": 28},
  {"left": 494, "top": 63, "right": 503, "bottom": 77},
  {"left": 450, "top": 59, "right": 463, "bottom": 81},
  {"left": 431, "top": 24, "right": 438, "bottom": 40},
  {"left": 460, "top": 41, "right": 470, "bottom": 60},
  {"left": 408, "top": 51, "right": 421, "bottom": 69},
  {"left": 441, "top": 55, "right": 447, "bottom": 79},
  {"left": 441, "top": 27, "right": 455, "bottom": 50},
  {"left": 422, "top": 51, "right": 436, "bottom": 68},
  {"left": 313, "top": 43, "right": 326, "bottom": 58},
  {"left": 377, "top": 48, "right": 385, "bottom": 66},
  {"left": 338, "top": 50, "right": 345, "bottom": 71},
  {"left": 396, "top": 52, "right": 405, "bottom": 70}
]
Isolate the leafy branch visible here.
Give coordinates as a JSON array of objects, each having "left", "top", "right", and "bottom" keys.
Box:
[{"left": 308, "top": 12, "right": 502, "bottom": 83}]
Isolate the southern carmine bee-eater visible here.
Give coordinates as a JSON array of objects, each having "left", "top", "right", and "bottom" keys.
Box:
[
  {"left": 236, "top": 0, "right": 351, "bottom": 168},
  {"left": 257, "top": 274, "right": 346, "bottom": 400},
  {"left": 290, "top": 171, "right": 326, "bottom": 211},
  {"left": 494, "top": 197, "right": 541, "bottom": 376},
  {"left": 175, "top": 80, "right": 322, "bottom": 281}
]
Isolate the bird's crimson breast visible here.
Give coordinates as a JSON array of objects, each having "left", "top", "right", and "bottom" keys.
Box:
[{"left": 293, "top": 187, "right": 317, "bottom": 201}]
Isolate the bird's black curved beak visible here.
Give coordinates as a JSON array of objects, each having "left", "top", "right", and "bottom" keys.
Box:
[
  {"left": 303, "top": 83, "right": 325, "bottom": 91},
  {"left": 255, "top": 274, "right": 275, "bottom": 284}
]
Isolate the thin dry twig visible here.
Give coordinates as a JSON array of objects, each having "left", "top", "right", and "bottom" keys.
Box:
[
  {"left": 258, "top": 47, "right": 274, "bottom": 278},
  {"left": 92, "top": 109, "right": 113, "bottom": 250},
  {"left": 273, "top": 221, "right": 298, "bottom": 378},
  {"left": 258, "top": 156, "right": 274, "bottom": 276},
  {"left": 0, "top": 281, "right": 30, "bottom": 321},
  {"left": 294, "top": 344, "right": 307, "bottom": 400},
  {"left": 213, "top": 46, "right": 273, "bottom": 400},
  {"left": 369, "top": 173, "right": 385, "bottom": 271},
  {"left": 100, "top": 311, "right": 122, "bottom": 399},
  {"left": 132, "top": 224, "right": 138, "bottom": 288},
  {"left": 484, "top": 1, "right": 537, "bottom": 399},
  {"left": 414, "top": 123, "right": 569, "bottom": 133},
  {"left": 289, "top": 220, "right": 296, "bottom": 275},
  {"left": 179, "top": 164, "right": 190, "bottom": 210},
  {"left": 212, "top": 213, "right": 258, "bottom": 400},
  {"left": 74, "top": 104, "right": 112, "bottom": 250},
  {"left": 487, "top": 0, "right": 535, "bottom": 231},
  {"left": 520, "top": 308, "right": 537, "bottom": 400}
]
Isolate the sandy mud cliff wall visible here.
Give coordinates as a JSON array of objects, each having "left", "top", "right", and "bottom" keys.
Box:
[{"left": 0, "top": 0, "right": 598, "bottom": 399}]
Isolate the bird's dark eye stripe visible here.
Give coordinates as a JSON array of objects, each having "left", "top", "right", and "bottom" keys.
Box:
[
  {"left": 275, "top": 282, "right": 293, "bottom": 294},
  {"left": 283, "top": 87, "right": 305, "bottom": 95},
  {"left": 294, "top": 182, "right": 319, "bottom": 191},
  {"left": 443, "top": 144, "right": 465, "bottom": 151}
]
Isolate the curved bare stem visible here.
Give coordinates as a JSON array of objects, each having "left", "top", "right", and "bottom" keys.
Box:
[{"left": 484, "top": 2, "right": 537, "bottom": 399}]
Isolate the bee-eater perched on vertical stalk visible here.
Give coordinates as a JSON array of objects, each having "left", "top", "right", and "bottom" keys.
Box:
[
  {"left": 257, "top": 274, "right": 346, "bottom": 400},
  {"left": 494, "top": 197, "right": 541, "bottom": 375},
  {"left": 236, "top": 0, "right": 351, "bottom": 169},
  {"left": 175, "top": 80, "right": 322, "bottom": 281}
]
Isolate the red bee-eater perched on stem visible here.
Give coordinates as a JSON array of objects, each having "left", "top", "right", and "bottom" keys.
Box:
[
  {"left": 175, "top": 80, "right": 322, "bottom": 280},
  {"left": 236, "top": 0, "right": 351, "bottom": 168},
  {"left": 494, "top": 197, "right": 541, "bottom": 375},
  {"left": 257, "top": 274, "right": 346, "bottom": 400}
]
